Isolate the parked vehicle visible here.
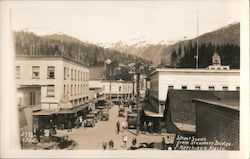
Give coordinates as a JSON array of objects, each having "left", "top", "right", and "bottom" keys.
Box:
[
  {"left": 95, "top": 100, "right": 106, "bottom": 109},
  {"left": 118, "top": 107, "right": 125, "bottom": 117},
  {"left": 89, "top": 109, "right": 102, "bottom": 121},
  {"left": 127, "top": 113, "right": 137, "bottom": 128},
  {"left": 84, "top": 114, "right": 96, "bottom": 127},
  {"left": 101, "top": 109, "right": 110, "bottom": 121}
]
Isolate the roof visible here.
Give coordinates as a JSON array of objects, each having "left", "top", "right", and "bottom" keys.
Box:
[
  {"left": 164, "top": 90, "right": 239, "bottom": 126},
  {"left": 33, "top": 109, "right": 58, "bottom": 116},
  {"left": 57, "top": 104, "right": 89, "bottom": 114},
  {"left": 150, "top": 68, "right": 240, "bottom": 76},
  {"left": 193, "top": 99, "right": 239, "bottom": 111},
  {"left": 144, "top": 109, "right": 163, "bottom": 118},
  {"left": 16, "top": 55, "right": 88, "bottom": 68},
  {"left": 89, "top": 67, "right": 105, "bottom": 80},
  {"left": 33, "top": 104, "right": 89, "bottom": 115}
]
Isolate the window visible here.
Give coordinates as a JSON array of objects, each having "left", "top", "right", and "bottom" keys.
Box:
[
  {"left": 67, "top": 85, "right": 69, "bottom": 94},
  {"left": 64, "top": 85, "right": 66, "bottom": 94},
  {"left": 81, "top": 85, "right": 82, "bottom": 94},
  {"left": 47, "top": 66, "right": 55, "bottom": 79},
  {"left": 71, "top": 85, "right": 73, "bottom": 96},
  {"left": 181, "top": 86, "right": 187, "bottom": 90},
  {"left": 195, "top": 86, "right": 201, "bottom": 90},
  {"left": 78, "top": 71, "right": 80, "bottom": 81},
  {"left": 71, "top": 69, "right": 73, "bottom": 80},
  {"left": 119, "top": 86, "right": 121, "bottom": 92},
  {"left": 236, "top": 87, "right": 240, "bottom": 91},
  {"left": 16, "top": 66, "right": 20, "bottom": 78},
  {"left": 67, "top": 68, "right": 69, "bottom": 77},
  {"left": 29, "top": 92, "right": 36, "bottom": 105},
  {"left": 222, "top": 86, "right": 228, "bottom": 91},
  {"left": 64, "top": 67, "right": 66, "bottom": 80},
  {"left": 78, "top": 85, "right": 79, "bottom": 95},
  {"left": 47, "top": 85, "right": 55, "bottom": 97},
  {"left": 81, "top": 71, "right": 83, "bottom": 81},
  {"left": 168, "top": 85, "right": 174, "bottom": 90},
  {"left": 75, "top": 70, "right": 76, "bottom": 81},
  {"left": 32, "top": 66, "right": 40, "bottom": 78},
  {"left": 208, "top": 86, "right": 215, "bottom": 91},
  {"left": 75, "top": 85, "right": 76, "bottom": 95}
]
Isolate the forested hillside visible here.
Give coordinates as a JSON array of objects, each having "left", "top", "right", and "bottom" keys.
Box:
[{"left": 14, "top": 31, "right": 148, "bottom": 67}]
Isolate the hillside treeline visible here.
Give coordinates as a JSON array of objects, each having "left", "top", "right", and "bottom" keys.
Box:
[
  {"left": 170, "top": 41, "right": 240, "bottom": 69},
  {"left": 14, "top": 31, "right": 145, "bottom": 67}
]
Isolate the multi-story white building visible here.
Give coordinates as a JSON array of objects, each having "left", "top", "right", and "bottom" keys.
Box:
[
  {"left": 101, "top": 80, "right": 133, "bottom": 100},
  {"left": 148, "top": 52, "right": 240, "bottom": 114},
  {"left": 16, "top": 55, "right": 90, "bottom": 110}
]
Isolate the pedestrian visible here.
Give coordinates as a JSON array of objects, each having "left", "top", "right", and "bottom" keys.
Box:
[
  {"left": 143, "top": 122, "right": 147, "bottom": 134},
  {"left": 161, "top": 137, "right": 166, "bottom": 150},
  {"left": 123, "top": 135, "right": 128, "bottom": 148},
  {"left": 67, "top": 120, "right": 72, "bottom": 132},
  {"left": 116, "top": 120, "right": 120, "bottom": 134},
  {"left": 108, "top": 139, "right": 114, "bottom": 150},
  {"left": 35, "top": 128, "right": 40, "bottom": 142},
  {"left": 102, "top": 138, "right": 108, "bottom": 150},
  {"left": 132, "top": 137, "right": 137, "bottom": 146},
  {"left": 148, "top": 122, "right": 152, "bottom": 133}
]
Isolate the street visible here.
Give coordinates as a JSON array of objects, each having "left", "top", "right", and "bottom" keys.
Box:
[{"left": 56, "top": 104, "right": 167, "bottom": 150}]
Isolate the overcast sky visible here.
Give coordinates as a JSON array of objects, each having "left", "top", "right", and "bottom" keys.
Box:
[{"left": 11, "top": 1, "right": 241, "bottom": 45}]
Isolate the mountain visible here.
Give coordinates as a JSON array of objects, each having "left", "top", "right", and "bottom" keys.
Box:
[
  {"left": 43, "top": 33, "right": 84, "bottom": 43},
  {"left": 106, "top": 22, "right": 240, "bottom": 66},
  {"left": 14, "top": 31, "right": 149, "bottom": 67}
]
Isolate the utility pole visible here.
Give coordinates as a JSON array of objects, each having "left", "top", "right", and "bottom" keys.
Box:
[
  {"left": 136, "top": 63, "right": 141, "bottom": 135},
  {"left": 109, "top": 66, "right": 112, "bottom": 102}
]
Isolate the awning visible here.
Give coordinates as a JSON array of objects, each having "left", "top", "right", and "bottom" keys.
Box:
[
  {"left": 57, "top": 103, "right": 89, "bottom": 114},
  {"left": 174, "top": 122, "right": 196, "bottom": 133},
  {"left": 144, "top": 110, "right": 163, "bottom": 118},
  {"left": 33, "top": 110, "right": 58, "bottom": 116}
]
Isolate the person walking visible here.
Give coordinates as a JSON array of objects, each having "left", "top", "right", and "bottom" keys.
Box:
[
  {"left": 143, "top": 122, "right": 147, "bottom": 134},
  {"left": 122, "top": 135, "right": 128, "bottom": 148},
  {"left": 67, "top": 120, "right": 72, "bottom": 132},
  {"left": 102, "top": 138, "right": 108, "bottom": 150},
  {"left": 161, "top": 137, "right": 166, "bottom": 150},
  {"left": 132, "top": 137, "right": 137, "bottom": 146},
  {"left": 35, "top": 128, "right": 40, "bottom": 142},
  {"left": 108, "top": 139, "right": 114, "bottom": 150},
  {"left": 116, "top": 120, "right": 120, "bottom": 134}
]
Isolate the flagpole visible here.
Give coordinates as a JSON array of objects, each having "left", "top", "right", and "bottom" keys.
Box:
[{"left": 196, "top": 9, "right": 199, "bottom": 69}]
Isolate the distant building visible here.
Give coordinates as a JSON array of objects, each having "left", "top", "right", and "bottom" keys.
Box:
[
  {"left": 15, "top": 55, "right": 90, "bottom": 129},
  {"left": 102, "top": 80, "right": 133, "bottom": 100},
  {"left": 148, "top": 52, "right": 240, "bottom": 114},
  {"left": 89, "top": 67, "right": 105, "bottom": 100},
  {"left": 208, "top": 52, "right": 230, "bottom": 70}
]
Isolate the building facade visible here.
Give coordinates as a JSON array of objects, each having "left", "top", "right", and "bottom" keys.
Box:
[
  {"left": 16, "top": 55, "right": 90, "bottom": 110},
  {"left": 149, "top": 68, "right": 240, "bottom": 114},
  {"left": 101, "top": 80, "right": 133, "bottom": 100},
  {"left": 148, "top": 52, "right": 240, "bottom": 114}
]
